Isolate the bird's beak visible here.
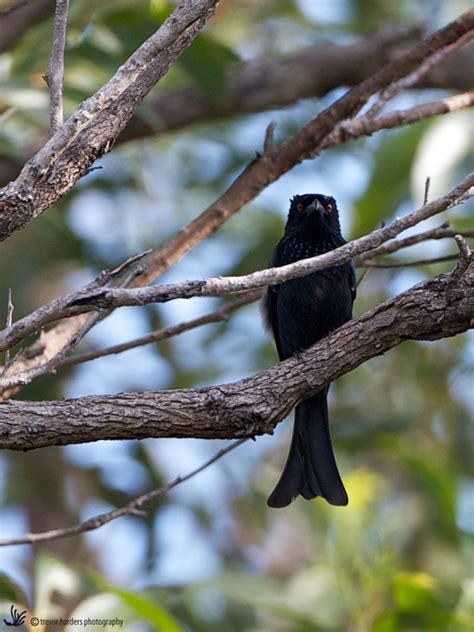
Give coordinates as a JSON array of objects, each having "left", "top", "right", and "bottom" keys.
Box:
[{"left": 306, "top": 198, "right": 325, "bottom": 215}]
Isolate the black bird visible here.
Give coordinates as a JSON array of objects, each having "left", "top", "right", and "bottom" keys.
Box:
[{"left": 261, "top": 193, "right": 356, "bottom": 508}]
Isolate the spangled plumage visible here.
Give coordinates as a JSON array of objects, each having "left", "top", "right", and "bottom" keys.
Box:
[{"left": 261, "top": 193, "right": 356, "bottom": 508}]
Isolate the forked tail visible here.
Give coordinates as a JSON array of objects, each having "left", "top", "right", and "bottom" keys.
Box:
[{"left": 267, "top": 392, "right": 348, "bottom": 508}]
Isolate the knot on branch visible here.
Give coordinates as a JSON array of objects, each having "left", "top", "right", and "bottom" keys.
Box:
[{"left": 450, "top": 234, "right": 473, "bottom": 282}]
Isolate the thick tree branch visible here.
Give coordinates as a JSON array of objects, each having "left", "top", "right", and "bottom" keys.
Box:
[
  {"left": 0, "top": 0, "right": 220, "bottom": 241},
  {"left": 43, "top": 0, "right": 69, "bottom": 134},
  {"left": 0, "top": 262, "right": 471, "bottom": 451},
  {"left": 0, "top": 171, "right": 471, "bottom": 357}
]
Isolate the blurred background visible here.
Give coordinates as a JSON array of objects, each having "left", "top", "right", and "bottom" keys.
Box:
[{"left": 0, "top": 0, "right": 473, "bottom": 630}]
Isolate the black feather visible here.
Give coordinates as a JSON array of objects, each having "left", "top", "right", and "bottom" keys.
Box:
[{"left": 262, "top": 194, "right": 355, "bottom": 508}]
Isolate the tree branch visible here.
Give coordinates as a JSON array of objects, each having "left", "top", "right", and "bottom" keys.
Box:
[
  {"left": 321, "top": 91, "right": 474, "bottom": 148},
  {"left": 55, "top": 289, "right": 263, "bottom": 371},
  {"left": 0, "top": 438, "right": 248, "bottom": 546},
  {"left": 0, "top": 171, "right": 471, "bottom": 358},
  {"left": 29, "top": 225, "right": 474, "bottom": 372},
  {"left": 2, "top": 29, "right": 473, "bottom": 187},
  {"left": 355, "top": 225, "right": 474, "bottom": 262},
  {"left": 1, "top": 15, "right": 472, "bottom": 396},
  {"left": 0, "top": 261, "right": 471, "bottom": 451},
  {"left": 0, "top": 0, "right": 220, "bottom": 241},
  {"left": 115, "top": 32, "right": 474, "bottom": 143},
  {"left": 43, "top": 0, "right": 69, "bottom": 134}
]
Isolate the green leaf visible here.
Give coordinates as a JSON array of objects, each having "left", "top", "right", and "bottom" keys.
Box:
[
  {"left": 179, "top": 35, "right": 240, "bottom": 102},
  {"left": 89, "top": 573, "right": 183, "bottom": 632},
  {"left": 0, "top": 573, "right": 28, "bottom": 607},
  {"left": 149, "top": 0, "right": 173, "bottom": 22},
  {"left": 109, "top": 587, "right": 184, "bottom": 632}
]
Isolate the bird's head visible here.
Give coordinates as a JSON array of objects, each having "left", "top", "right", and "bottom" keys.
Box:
[{"left": 287, "top": 193, "right": 341, "bottom": 233}]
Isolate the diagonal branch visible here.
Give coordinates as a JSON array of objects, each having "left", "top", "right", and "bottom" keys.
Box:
[
  {"left": 0, "top": 170, "right": 471, "bottom": 358},
  {"left": 0, "top": 438, "right": 248, "bottom": 547},
  {"left": 2, "top": 29, "right": 473, "bottom": 187},
  {"left": 2, "top": 16, "right": 473, "bottom": 395},
  {"left": 0, "top": 10, "right": 473, "bottom": 244},
  {"left": 55, "top": 289, "right": 263, "bottom": 371},
  {"left": 0, "top": 259, "right": 471, "bottom": 451},
  {"left": 0, "top": 0, "right": 220, "bottom": 241}
]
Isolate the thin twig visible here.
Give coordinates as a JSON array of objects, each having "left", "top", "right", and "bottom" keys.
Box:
[
  {"left": 356, "top": 267, "right": 370, "bottom": 289},
  {"left": 356, "top": 226, "right": 474, "bottom": 263},
  {"left": 0, "top": 171, "right": 471, "bottom": 358},
  {"left": 57, "top": 289, "right": 263, "bottom": 370},
  {"left": 423, "top": 176, "right": 431, "bottom": 205},
  {"left": 43, "top": 0, "right": 69, "bottom": 134},
  {"left": 0, "top": 438, "right": 248, "bottom": 547},
  {"left": 362, "top": 254, "right": 458, "bottom": 268},
  {"left": 0, "top": 258, "right": 148, "bottom": 392},
  {"left": 0, "top": 107, "right": 17, "bottom": 125},
  {"left": 365, "top": 30, "right": 474, "bottom": 118},
  {"left": 263, "top": 121, "right": 276, "bottom": 155},
  {"left": 3, "top": 289, "right": 13, "bottom": 368},
  {"left": 108, "top": 249, "right": 152, "bottom": 280},
  {"left": 451, "top": 234, "right": 473, "bottom": 281}
]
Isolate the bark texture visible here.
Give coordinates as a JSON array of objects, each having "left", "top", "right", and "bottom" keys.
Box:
[
  {"left": 0, "top": 0, "right": 220, "bottom": 241},
  {"left": 1, "top": 266, "right": 471, "bottom": 451}
]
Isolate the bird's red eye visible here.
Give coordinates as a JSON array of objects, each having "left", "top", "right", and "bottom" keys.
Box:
[
  {"left": 325, "top": 202, "right": 333, "bottom": 213},
  {"left": 296, "top": 202, "right": 304, "bottom": 212}
]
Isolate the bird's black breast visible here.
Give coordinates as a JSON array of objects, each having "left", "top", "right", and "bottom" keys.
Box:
[{"left": 262, "top": 229, "right": 355, "bottom": 361}]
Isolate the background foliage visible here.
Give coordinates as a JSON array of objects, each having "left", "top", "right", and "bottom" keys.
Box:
[{"left": 0, "top": 0, "right": 473, "bottom": 630}]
